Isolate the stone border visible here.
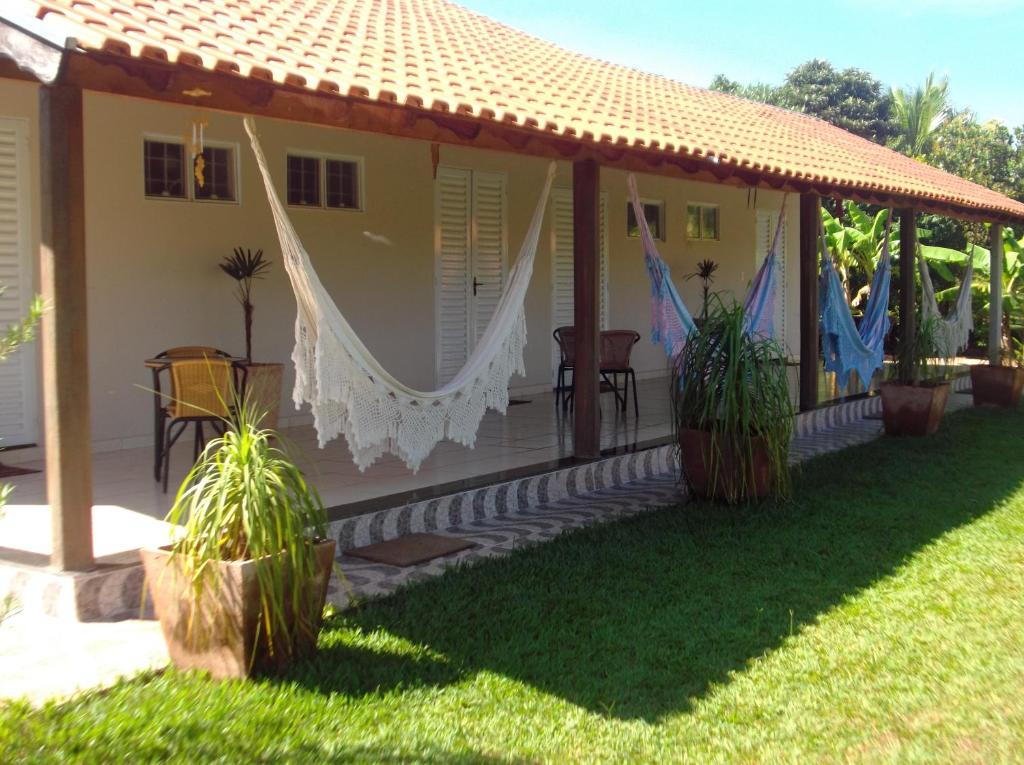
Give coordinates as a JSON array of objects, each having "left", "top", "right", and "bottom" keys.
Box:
[
  {"left": 0, "top": 561, "right": 151, "bottom": 622},
  {"left": 329, "top": 444, "right": 680, "bottom": 552}
]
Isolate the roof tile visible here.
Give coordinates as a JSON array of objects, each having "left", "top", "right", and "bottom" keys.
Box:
[{"left": 23, "top": 0, "right": 1024, "bottom": 219}]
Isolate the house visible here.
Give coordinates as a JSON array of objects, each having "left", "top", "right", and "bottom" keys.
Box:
[{"left": 1, "top": 0, "right": 1022, "bottom": 574}]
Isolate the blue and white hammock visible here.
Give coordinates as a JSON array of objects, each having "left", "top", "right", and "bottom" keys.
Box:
[
  {"left": 626, "top": 174, "right": 784, "bottom": 361},
  {"left": 818, "top": 216, "right": 892, "bottom": 390}
]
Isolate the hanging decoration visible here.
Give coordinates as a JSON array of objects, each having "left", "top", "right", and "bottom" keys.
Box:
[{"left": 184, "top": 116, "right": 209, "bottom": 188}]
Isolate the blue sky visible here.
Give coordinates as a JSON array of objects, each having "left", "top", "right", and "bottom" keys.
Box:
[{"left": 462, "top": 0, "right": 1024, "bottom": 127}]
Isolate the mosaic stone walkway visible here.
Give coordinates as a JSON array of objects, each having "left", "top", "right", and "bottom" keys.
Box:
[{"left": 330, "top": 389, "right": 976, "bottom": 608}]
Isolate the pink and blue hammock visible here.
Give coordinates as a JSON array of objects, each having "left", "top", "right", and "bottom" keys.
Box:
[
  {"left": 626, "top": 174, "right": 784, "bottom": 361},
  {"left": 622, "top": 175, "right": 782, "bottom": 364}
]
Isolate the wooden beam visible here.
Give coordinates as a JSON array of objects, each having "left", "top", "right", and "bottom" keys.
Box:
[
  {"left": 39, "top": 82, "right": 94, "bottom": 571},
  {"left": 572, "top": 159, "right": 601, "bottom": 459},
  {"left": 799, "top": 193, "right": 820, "bottom": 411},
  {"left": 898, "top": 208, "right": 917, "bottom": 356},
  {"left": 989, "top": 223, "right": 1004, "bottom": 364}
]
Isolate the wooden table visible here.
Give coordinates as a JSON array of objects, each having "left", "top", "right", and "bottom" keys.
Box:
[{"left": 145, "top": 356, "right": 246, "bottom": 482}]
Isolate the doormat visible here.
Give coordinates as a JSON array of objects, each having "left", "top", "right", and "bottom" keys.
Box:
[
  {"left": 0, "top": 462, "right": 40, "bottom": 478},
  {"left": 508, "top": 399, "right": 532, "bottom": 406},
  {"left": 345, "top": 533, "right": 475, "bottom": 567}
]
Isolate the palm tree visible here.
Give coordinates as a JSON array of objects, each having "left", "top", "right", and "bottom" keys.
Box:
[{"left": 891, "top": 73, "right": 950, "bottom": 157}]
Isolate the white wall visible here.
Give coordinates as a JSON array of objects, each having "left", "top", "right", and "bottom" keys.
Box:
[{"left": 0, "top": 80, "right": 801, "bottom": 449}]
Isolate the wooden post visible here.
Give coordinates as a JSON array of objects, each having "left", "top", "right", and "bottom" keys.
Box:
[
  {"left": 572, "top": 159, "right": 600, "bottom": 458},
  {"left": 39, "top": 82, "right": 94, "bottom": 571},
  {"left": 798, "top": 193, "right": 819, "bottom": 411},
  {"left": 898, "top": 208, "right": 917, "bottom": 356},
  {"left": 989, "top": 223, "right": 1004, "bottom": 364}
]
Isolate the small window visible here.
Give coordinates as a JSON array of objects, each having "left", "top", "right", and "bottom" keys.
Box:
[
  {"left": 193, "top": 146, "right": 235, "bottom": 202},
  {"left": 144, "top": 140, "right": 186, "bottom": 198},
  {"left": 287, "top": 155, "right": 321, "bottom": 206},
  {"left": 326, "top": 159, "right": 360, "bottom": 209},
  {"left": 626, "top": 201, "right": 664, "bottom": 240},
  {"left": 687, "top": 203, "right": 719, "bottom": 241}
]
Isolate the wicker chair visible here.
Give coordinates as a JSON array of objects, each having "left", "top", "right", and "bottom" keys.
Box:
[
  {"left": 159, "top": 358, "right": 234, "bottom": 492},
  {"left": 150, "top": 346, "right": 232, "bottom": 481},
  {"left": 600, "top": 330, "right": 641, "bottom": 416}
]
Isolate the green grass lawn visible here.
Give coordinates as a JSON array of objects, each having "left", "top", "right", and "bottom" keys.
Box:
[{"left": 4, "top": 406, "right": 1024, "bottom": 763}]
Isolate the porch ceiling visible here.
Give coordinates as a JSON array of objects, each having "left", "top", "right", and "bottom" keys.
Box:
[{"left": 5, "top": 0, "right": 1024, "bottom": 223}]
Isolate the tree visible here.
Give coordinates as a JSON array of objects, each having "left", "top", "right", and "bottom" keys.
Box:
[
  {"left": 776, "top": 60, "right": 895, "bottom": 144},
  {"left": 891, "top": 73, "right": 950, "bottom": 157},
  {"left": 930, "top": 112, "right": 1024, "bottom": 201},
  {"left": 710, "top": 59, "right": 896, "bottom": 144}
]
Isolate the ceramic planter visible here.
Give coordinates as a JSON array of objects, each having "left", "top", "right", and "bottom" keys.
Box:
[
  {"left": 970, "top": 365, "right": 1024, "bottom": 408},
  {"left": 244, "top": 362, "right": 284, "bottom": 430},
  {"left": 678, "top": 428, "right": 774, "bottom": 502},
  {"left": 879, "top": 381, "right": 950, "bottom": 436},
  {"left": 141, "top": 539, "right": 335, "bottom": 679}
]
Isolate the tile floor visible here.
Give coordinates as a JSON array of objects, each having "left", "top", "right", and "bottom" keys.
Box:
[{"left": 0, "top": 378, "right": 677, "bottom": 560}]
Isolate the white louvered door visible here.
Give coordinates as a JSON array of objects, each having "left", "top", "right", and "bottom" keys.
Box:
[
  {"left": 434, "top": 167, "right": 507, "bottom": 385},
  {"left": 755, "top": 208, "right": 787, "bottom": 346},
  {"left": 550, "top": 189, "right": 609, "bottom": 383},
  {"left": 0, "top": 118, "right": 38, "bottom": 446}
]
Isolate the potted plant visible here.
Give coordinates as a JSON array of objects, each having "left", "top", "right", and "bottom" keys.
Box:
[
  {"left": 220, "top": 248, "right": 283, "bottom": 429},
  {"left": 141, "top": 395, "right": 335, "bottom": 679},
  {"left": 970, "top": 332, "right": 1024, "bottom": 407},
  {"left": 686, "top": 258, "right": 719, "bottom": 324},
  {"left": 672, "top": 295, "right": 793, "bottom": 503},
  {"left": 879, "top": 316, "right": 951, "bottom": 436}
]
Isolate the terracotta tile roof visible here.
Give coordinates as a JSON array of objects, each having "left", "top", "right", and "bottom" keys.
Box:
[{"left": 20, "top": 0, "right": 1024, "bottom": 220}]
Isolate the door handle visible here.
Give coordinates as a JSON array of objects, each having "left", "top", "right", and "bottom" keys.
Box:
[{"left": 473, "top": 277, "right": 482, "bottom": 296}]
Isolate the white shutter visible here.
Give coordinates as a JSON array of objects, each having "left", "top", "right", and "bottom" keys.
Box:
[
  {"left": 755, "top": 208, "right": 787, "bottom": 345},
  {"left": 470, "top": 171, "right": 507, "bottom": 345},
  {"left": 550, "top": 189, "right": 609, "bottom": 383},
  {"left": 435, "top": 167, "right": 472, "bottom": 385},
  {"left": 0, "top": 118, "right": 37, "bottom": 447}
]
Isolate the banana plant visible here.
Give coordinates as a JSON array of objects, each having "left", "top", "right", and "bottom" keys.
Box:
[{"left": 821, "top": 202, "right": 895, "bottom": 310}]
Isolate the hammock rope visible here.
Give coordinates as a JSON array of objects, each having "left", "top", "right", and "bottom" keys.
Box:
[
  {"left": 818, "top": 214, "right": 892, "bottom": 391},
  {"left": 245, "top": 118, "right": 556, "bottom": 472},
  {"left": 918, "top": 244, "right": 974, "bottom": 358},
  {"left": 626, "top": 174, "right": 786, "bottom": 357}
]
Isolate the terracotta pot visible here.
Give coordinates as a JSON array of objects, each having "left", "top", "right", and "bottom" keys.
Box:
[
  {"left": 879, "top": 381, "right": 950, "bottom": 436},
  {"left": 141, "top": 539, "right": 335, "bottom": 679},
  {"left": 970, "top": 365, "right": 1024, "bottom": 408},
  {"left": 244, "top": 362, "right": 284, "bottom": 430},
  {"left": 679, "top": 428, "right": 774, "bottom": 502}
]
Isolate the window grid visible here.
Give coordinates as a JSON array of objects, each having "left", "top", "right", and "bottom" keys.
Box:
[
  {"left": 326, "top": 159, "right": 359, "bottom": 209},
  {"left": 144, "top": 140, "right": 186, "bottom": 199},
  {"left": 287, "top": 155, "right": 322, "bottom": 207},
  {"left": 194, "top": 146, "right": 235, "bottom": 201},
  {"left": 687, "top": 203, "right": 720, "bottom": 241},
  {"left": 626, "top": 201, "right": 664, "bottom": 240}
]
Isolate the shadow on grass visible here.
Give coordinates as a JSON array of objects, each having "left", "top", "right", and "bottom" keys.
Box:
[{"left": 291, "top": 406, "right": 1024, "bottom": 722}]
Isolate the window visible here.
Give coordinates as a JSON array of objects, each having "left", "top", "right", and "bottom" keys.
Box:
[
  {"left": 626, "top": 200, "right": 664, "bottom": 240},
  {"left": 193, "top": 146, "right": 236, "bottom": 201},
  {"left": 687, "top": 203, "right": 719, "bottom": 241},
  {"left": 287, "top": 153, "right": 363, "bottom": 211},
  {"left": 144, "top": 139, "right": 237, "bottom": 202},
  {"left": 287, "top": 155, "right": 321, "bottom": 206},
  {"left": 144, "top": 140, "right": 186, "bottom": 198},
  {"left": 326, "top": 159, "right": 360, "bottom": 209}
]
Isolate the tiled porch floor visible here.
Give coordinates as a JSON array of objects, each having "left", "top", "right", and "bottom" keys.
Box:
[{"left": 0, "top": 378, "right": 677, "bottom": 560}]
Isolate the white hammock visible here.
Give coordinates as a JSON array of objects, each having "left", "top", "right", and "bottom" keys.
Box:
[
  {"left": 918, "top": 247, "right": 974, "bottom": 359},
  {"left": 244, "top": 118, "right": 556, "bottom": 471}
]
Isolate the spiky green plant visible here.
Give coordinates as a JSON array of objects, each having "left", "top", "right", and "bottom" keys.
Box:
[
  {"left": 671, "top": 295, "right": 793, "bottom": 503},
  {"left": 893, "top": 315, "right": 949, "bottom": 386},
  {"left": 686, "top": 259, "right": 719, "bottom": 322},
  {"left": 219, "top": 248, "right": 270, "bottom": 362},
  {"left": 165, "top": 390, "right": 326, "bottom": 661}
]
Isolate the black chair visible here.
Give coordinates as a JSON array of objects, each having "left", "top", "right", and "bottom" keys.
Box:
[
  {"left": 552, "top": 326, "right": 576, "bottom": 410},
  {"left": 600, "top": 330, "right": 640, "bottom": 416}
]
